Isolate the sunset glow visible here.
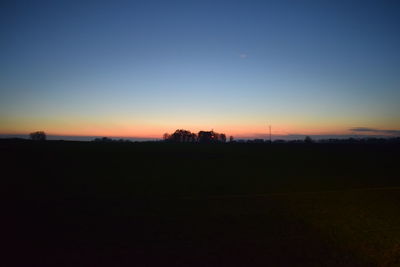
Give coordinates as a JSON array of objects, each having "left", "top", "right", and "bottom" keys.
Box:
[{"left": 1, "top": 1, "right": 399, "bottom": 140}]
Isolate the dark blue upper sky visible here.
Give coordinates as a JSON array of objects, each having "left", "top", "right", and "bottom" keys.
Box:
[{"left": 1, "top": 0, "right": 399, "bottom": 137}]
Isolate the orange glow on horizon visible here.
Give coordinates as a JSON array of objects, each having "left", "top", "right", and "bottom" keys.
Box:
[
  {"left": 1, "top": 123, "right": 396, "bottom": 139},
  {"left": 2, "top": 114, "right": 399, "bottom": 139}
]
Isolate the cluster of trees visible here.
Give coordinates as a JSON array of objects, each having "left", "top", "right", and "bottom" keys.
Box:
[{"left": 163, "top": 129, "right": 232, "bottom": 143}]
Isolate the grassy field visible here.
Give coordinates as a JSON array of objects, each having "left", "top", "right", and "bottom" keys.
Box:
[{"left": 2, "top": 140, "right": 399, "bottom": 266}]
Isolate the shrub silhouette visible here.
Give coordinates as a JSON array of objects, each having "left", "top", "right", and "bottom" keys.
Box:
[
  {"left": 30, "top": 131, "right": 46, "bottom": 141},
  {"left": 304, "top": 136, "right": 313, "bottom": 144},
  {"left": 93, "top": 137, "right": 131, "bottom": 143}
]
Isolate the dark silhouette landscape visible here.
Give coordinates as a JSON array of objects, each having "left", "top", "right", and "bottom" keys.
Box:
[
  {"left": 2, "top": 137, "right": 400, "bottom": 266},
  {"left": 2, "top": 0, "right": 400, "bottom": 266}
]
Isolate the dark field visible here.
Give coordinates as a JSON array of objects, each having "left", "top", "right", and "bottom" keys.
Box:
[{"left": 2, "top": 140, "right": 400, "bottom": 266}]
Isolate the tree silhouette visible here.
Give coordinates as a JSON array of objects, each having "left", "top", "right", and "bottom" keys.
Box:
[
  {"left": 198, "top": 130, "right": 226, "bottom": 143},
  {"left": 198, "top": 131, "right": 214, "bottom": 143},
  {"left": 170, "top": 129, "right": 196, "bottom": 142},
  {"left": 30, "top": 131, "right": 46, "bottom": 141}
]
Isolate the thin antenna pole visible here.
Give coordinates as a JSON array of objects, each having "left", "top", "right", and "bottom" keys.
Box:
[{"left": 269, "top": 125, "right": 272, "bottom": 143}]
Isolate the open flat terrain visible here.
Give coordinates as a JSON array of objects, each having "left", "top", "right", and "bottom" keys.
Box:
[{"left": 2, "top": 140, "right": 400, "bottom": 266}]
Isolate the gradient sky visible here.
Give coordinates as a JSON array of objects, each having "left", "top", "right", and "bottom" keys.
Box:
[{"left": 1, "top": 0, "right": 400, "bottom": 139}]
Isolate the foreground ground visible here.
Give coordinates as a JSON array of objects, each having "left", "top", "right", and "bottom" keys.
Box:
[{"left": 2, "top": 140, "right": 400, "bottom": 266}]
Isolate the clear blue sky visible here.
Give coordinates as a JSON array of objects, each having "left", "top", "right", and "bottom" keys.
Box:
[{"left": 1, "top": 0, "right": 399, "bottom": 138}]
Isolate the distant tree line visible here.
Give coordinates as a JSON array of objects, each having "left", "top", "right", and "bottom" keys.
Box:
[
  {"left": 235, "top": 136, "right": 400, "bottom": 144},
  {"left": 26, "top": 130, "right": 400, "bottom": 144},
  {"left": 93, "top": 137, "right": 132, "bottom": 143},
  {"left": 163, "top": 129, "right": 232, "bottom": 143}
]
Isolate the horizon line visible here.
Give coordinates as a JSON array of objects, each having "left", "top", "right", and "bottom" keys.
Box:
[{"left": 1, "top": 133, "right": 399, "bottom": 142}]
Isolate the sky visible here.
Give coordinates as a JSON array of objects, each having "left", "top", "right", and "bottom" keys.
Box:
[{"left": 1, "top": 0, "right": 400, "bottom": 139}]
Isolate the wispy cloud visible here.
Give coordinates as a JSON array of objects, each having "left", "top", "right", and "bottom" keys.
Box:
[
  {"left": 239, "top": 53, "right": 248, "bottom": 59},
  {"left": 349, "top": 127, "right": 400, "bottom": 135}
]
